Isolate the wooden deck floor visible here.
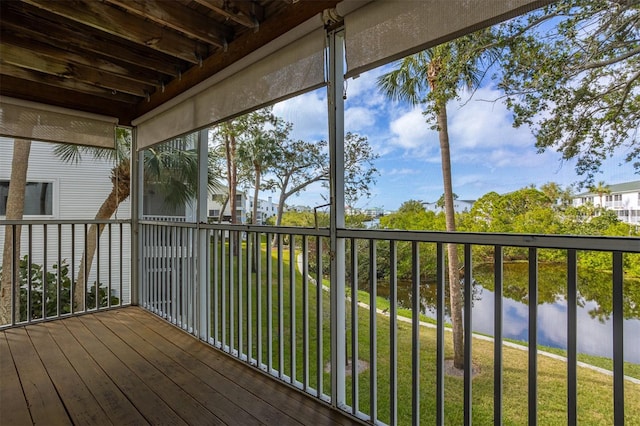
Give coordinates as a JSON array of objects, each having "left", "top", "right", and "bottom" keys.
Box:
[{"left": 0, "top": 307, "right": 361, "bottom": 426}]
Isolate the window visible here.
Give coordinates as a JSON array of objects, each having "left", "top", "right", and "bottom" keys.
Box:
[{"left": 0, "top": 181, "right": 53, "bottom": 216}]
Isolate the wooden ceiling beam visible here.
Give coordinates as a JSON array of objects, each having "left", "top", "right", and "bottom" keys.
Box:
[
  {"left": 0, "top": 75, "right": 135, "bottom": 125},
  {"left": 1, "top": 44, "right": 156, "bottom": 98},
  {"left": 134, "top": 0, "right": 340, "bottom": 119},
  {"left": 104, "top": 0, "right": 232, "bottom": 47},
  {"left": 0, "top": 63, "right": 142, "bottom": 104},
  {"left": 192, "top": 0, "right": 262, "bottom": 29},
  {"left": 20, "top": 0, "right": 209, "bottom": 64},
  {"left": 0, "top": 2, "right": 183, "bottom": 77},
  {"left": 0, "top": 29, "right": 167, "bottom": 87}
]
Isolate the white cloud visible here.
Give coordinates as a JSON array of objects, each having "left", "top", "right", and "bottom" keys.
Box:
[
  {"left": 273, "top": 89, "right": 328, "bottom": 141},
  {"left": 448, "top": 87, "right": 533, "bottom": 151},
  {"left": 345, "top": 106, "right": 376, "bottom": 131},
  {"left": 388, "top": 107, "right": 435, "bottom": 150},
  {"left": 345, "top": 67, "right": 389, "bottom": 109},
  {"left": 383, "top": 167, "right": 421, "bottom": 177}
]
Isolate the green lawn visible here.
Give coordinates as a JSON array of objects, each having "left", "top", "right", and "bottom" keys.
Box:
[{"left": 210, "top": 237, "right": 640, "bottom": 425}]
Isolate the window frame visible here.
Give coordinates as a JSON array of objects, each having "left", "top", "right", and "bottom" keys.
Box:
[{"left": 0, "top": 179, "right": 57, "bottom": 218}]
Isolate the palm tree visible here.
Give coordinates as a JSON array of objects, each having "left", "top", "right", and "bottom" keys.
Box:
[
  {"left": 54, "top": 129, "right": 220, "bottom": 310},
  {"left": 378, "top": 30, "right": 499, "bottom": 369},
  {"left": 589, "top": 181, "right": 610, "bottom": 208},
  {"left": 237, "top": 110, "right": 290, "bottom": 226}
]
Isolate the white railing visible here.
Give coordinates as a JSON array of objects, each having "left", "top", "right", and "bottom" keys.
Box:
[
  {"left": 138, "top": 221, "right": 639, "bottom": 425},
  {"left": 0, "top": 219, "right": 132, "bottom": 327}
]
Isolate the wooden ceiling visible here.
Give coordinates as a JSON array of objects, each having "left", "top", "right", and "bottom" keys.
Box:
[{"left": 0, "top": 0, "right": 340, "bottom": 126}]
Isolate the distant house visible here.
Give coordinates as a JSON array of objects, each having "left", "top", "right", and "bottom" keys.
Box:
[
  {"left": 247, "top": 196, "right": 277, "bottom": 225},
  {"left": 572, "top": 180, "right": 640, "bottom": 224},
  {"left": 207, "top": 189, "right": 247, "bottom": 224},
  {"left": 423, "top": 199, "right": 475, "bottom": 214},
  {"left": 207, "top": 191, "right": 278, "bottom": 225}
]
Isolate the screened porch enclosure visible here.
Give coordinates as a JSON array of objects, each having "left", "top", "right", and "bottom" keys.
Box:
[{"left": 1, "top": 1, "right": 638, "bottom": 425}]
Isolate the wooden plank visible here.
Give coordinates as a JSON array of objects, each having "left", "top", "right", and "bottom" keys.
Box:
[
  {"left": 62, "top": 317, "right": 188, "bottom": 426},
  {"left": 26, "top": 324, "right": 112, "bottom": 425},
  {"left": 0, "top": 2, "right": 181, "bottom": 78},
  {"left": 123, "top": 308, "right": 358, "bottom": 426},
  {"left": 43, "top": 321, "right": 148, "bottom": 426},
  {"left": 191, "top": 0, "right": 261, "bottom": 29},
  {"left": 99, "top": 310, "right": 281, "bottom": 425},
  {"left": 105, "top": 0, "right": 232, "bottom": 46},
  {"left": 1, "top": 43, "right": 155, "bottom": 97},
  {"left": 0, "top": 75, "right": 136, "bottom": 125},
  {"left": 0, "top": 26, "right": 168, "bottom": 86},
  {"left": 75, "top": 315, "right": 221, "bottom": 425},
  {"left": 21, "top": 0, "right": 208, "bottom": 63},
  {"left": 3, "top": 328, "right": 72, "bottom": 426},
  {"left": 0, "top": 63, "right": 142, "bottom": 104},
  {"left": 0, "top": 332, "right": 33, "bottom": 426}
]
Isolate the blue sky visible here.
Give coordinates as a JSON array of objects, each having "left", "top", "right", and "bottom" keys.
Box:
[{"left": 272, "top": 65, "right": 638, "bottom": 212}]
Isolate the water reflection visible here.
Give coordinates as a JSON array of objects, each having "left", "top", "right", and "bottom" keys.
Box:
[
  {"left": 364, "top": 263, "right": 640, "bottom": 363},
  {"left": 462, "top": 284, "right": 640, "bottom": 363}
]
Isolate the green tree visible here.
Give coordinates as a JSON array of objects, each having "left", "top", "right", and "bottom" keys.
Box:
[
  {"left": 588, "top": 180, "right": 610, "bottom": 207},
  {"left": 264, "top": 132, "right": 378, "bottom": 229},
  {"left": 378, "top": 31, "right": 500, "bottom": 368},
  {"left": 380, "top": 200, "right": 443, "bottom": 231},
  {"left": 499, "top": 0, "right": 640, "bottom": 182},
  {"left": 236, "top": 110, "right": 290, "bottom": 225},
  {"left": 435, "top": 192, "right": 458, "bottom": 210},
  {"left": 539, "top": 182, "right": 574, "bottom": 209},
  {"left": 212, "top": 120, "right": 244, "bottom": 224}
]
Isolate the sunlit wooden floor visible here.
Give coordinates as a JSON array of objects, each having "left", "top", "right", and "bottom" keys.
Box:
[{"left": 0, "top": 307, "right": 360, "bottom": 425}]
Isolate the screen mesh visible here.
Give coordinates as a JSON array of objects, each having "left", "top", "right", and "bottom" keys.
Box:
[{"left": 0, "top": 97, "right": 117, "bottom": 148}]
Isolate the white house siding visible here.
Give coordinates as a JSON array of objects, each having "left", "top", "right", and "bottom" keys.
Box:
[{"left": 0, "top": 138, "right": 131, "bottom": 302}]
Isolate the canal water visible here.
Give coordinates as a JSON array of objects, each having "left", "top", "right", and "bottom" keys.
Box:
[{"left": 368, "top": 263, "right": 640, "bottom": 363}]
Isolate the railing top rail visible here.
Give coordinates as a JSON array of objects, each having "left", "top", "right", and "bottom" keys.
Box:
[
  {"left": 0, "top": 219, "right": 131, "bottom": 225},
  {"left": 136, "top": 221, "right": 639, "bottom": 252},
  {"left": 139, "top": 220, "right": 197, "bottom": 228},
  {"left": 200, "top": 223, "right": 332, "bottom": 237},
  {"left": 140, "top": 221, "right": 332, "bottom": 237},
  {"left": 339, "top": 228, "right": 640, "bottom": 252}
]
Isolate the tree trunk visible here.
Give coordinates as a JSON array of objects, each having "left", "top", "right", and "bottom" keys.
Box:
[
  {"left": 252, "top": 163, "right": 261, "bottom": 271},
  {"left": 252, "top": 163, "right": 261, "bottom": 225},
  {"left": 218, "top": 195, "right": 229, "bottom": 223},
  {"left": 0, "top": 140, "right": 31, "bottom": 325},
  {"left": 74, "top": 163, "right": 130, "bottom": 311},
  {"left": 272, "top": 189, "right": 288, "bottom": 247},
  {"left": 436, "top": 103, "right": 464, "bottom": 370},
  {"left": 225, "top": 134, "right": 237, "bottom": 224}
]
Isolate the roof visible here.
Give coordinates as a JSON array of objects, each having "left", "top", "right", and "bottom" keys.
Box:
[
  {"left": 575, "top": 180, "right": 640, "bottom": 197},
  {"left": 0, "top": 0, "right": 339, "bottom": 126}
]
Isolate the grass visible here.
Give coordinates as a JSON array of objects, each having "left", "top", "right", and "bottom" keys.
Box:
[{"left": 209, "top": 237, "right": 640, "bottom": 425}]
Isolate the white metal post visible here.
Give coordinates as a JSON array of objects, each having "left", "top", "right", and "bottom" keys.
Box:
[
  {"left": 327, "top": 27, "right": 346, "bottom": 408},
  {"left": 197, "top": 128, "right": 210, "bottom": 340},
  {"left": 131, "top": 127, "right": 140, "bottom": 306}
]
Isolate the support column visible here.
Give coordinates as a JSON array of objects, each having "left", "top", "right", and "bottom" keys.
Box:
[
  {"left": 327, "top": 26, "right": 346, "bottom": 409},
  {"left": 197, "top": 129, "right": 210, "bottom": 340},
  {"left": 130, "top": 127, "right": 140, "bottom": 306}
]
